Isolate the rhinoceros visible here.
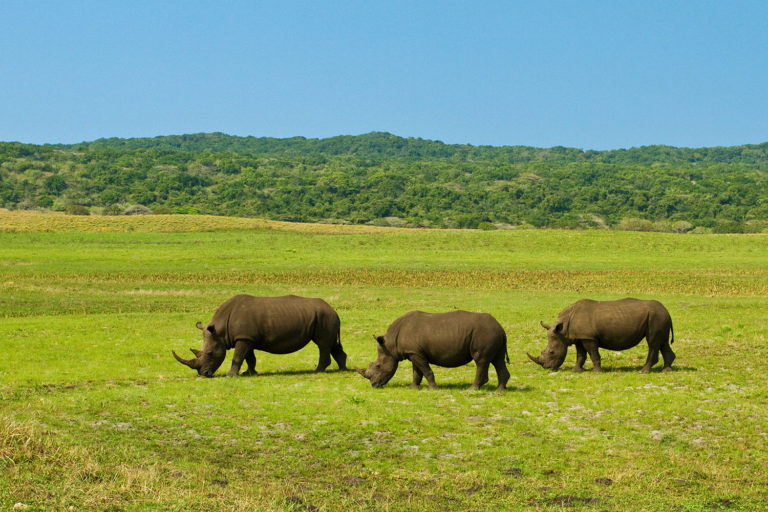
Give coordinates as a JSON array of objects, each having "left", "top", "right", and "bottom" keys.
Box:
[
  {"left": 172, "top": 294, "right": 347, "bottom": 377},
  {"left": 528, "top": 298, "right": 675, "bottom": 373},
  {"left": 357, "top": 310, "right": 510, "bottom": 390}
]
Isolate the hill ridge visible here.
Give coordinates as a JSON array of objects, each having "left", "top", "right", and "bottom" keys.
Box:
[
  {"left": 57, "top": 132, "right": 768, "bottom": 165},
  {"left": 1, "top": 133, "right": 766, "bottom": 232}
]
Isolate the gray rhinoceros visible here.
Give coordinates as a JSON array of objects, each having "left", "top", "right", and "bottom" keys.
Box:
[
  {"left": 358, "top": 310, "right": 510, "bottom": 390},
  {"left": 173, "top": 294, "right": 347, "bottom": 377},
  {"left": 528, "top": 298, "right": 675, "bottom": 373}
]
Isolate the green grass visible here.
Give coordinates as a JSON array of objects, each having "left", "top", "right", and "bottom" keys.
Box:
[{"left": 1, "top": 212, "right": 767, "bottom": 511}]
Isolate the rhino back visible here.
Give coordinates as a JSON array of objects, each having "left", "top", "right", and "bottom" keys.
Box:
[
  {"left": 224, "top": 295, "right": 331, "bottom": 353},
  {"left": 567, "top": 298, "right": 662, "bottom": 349},
  {"left": 390, "top": 310, "right": 505, "bottom": 367}
]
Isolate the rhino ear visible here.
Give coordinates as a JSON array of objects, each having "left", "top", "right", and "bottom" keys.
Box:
[
  {"left": 540, "top": 321, "right": 551, "bottom": 330},
  {"left": 207, "top": 325, "right": 216, "bottom": 335},
  {"left": 554, "top": 322, "right": 564, "bottom": 333},
  {"left": 196, "top": 322, "right": 204, "bottom": 330},
  {"left": 375, "top": 335, "right": 385, "bottom": 345}
]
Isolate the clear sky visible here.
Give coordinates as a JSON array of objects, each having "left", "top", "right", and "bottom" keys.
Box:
[{"left": 2, "top": 1, "right": 767, "bottom": 150}]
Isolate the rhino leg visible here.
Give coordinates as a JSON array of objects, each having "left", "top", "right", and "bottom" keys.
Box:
[
  {"left": 582, "top": 341, "right": 603, "bottom": 372},
  {"left": 471, "top": 359, "right": 490, "bottom": 390},
  {"left": 491, "top": 353, "right": 509, "bottom": 391},
  {"left": 573, "top": 342, "right": 587, "bottom": 373},
  {"left": 227, "top": 340, "right": 251, "bottom": 377},
  {"left": 315, "top": 348, "right": 332, "bottom": 372},
  {"left": 331, "top": 343, "right": 348, "bottom": 370},
  {"left": 411, "top": 366, "right": 423, "bottom": 389},
  {"left": 241, "top": 349, "right": 258, "bottom": 376},
  {"left": 660, "top": 340, "right": 676, "bottom": 372},
  {"left": 657, "top": 328, "right": 676, "bottom": 372},
  {"left": 410, "top": 355, "right": 437, "bottom": 389},
  {"left": 640, "top": 352, "right": 659, "bottom": 373},
  {"left": 640, "top": 342, "right": 661, "bottom": 374},
  {"left": 314, "top": 331, "right": 344, "bottom": 372}
]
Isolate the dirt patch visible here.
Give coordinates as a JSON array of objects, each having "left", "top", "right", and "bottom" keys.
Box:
[
  {"left": 285, "top": 496, "right": 319, "bottom": 512},
  {"left": 547, "top": 495, "right": 599, "bottom": 506},
  {"left": 341, "top": 475, "right": 365, "bottom": 486}
]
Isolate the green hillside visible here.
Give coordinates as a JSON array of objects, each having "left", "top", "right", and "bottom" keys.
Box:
[{"left": 1, "top": 133, "right": 766, "bottom": 231}]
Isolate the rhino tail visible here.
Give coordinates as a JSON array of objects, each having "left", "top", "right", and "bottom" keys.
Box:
[
  {"left": 332, "top": 328, "right": 349, "bottom": 371},
  {"left": 670, "top": 322, "right": 674, "bottom": 344},
  {"left": 503, "top": 331, "right": 510, "bottom": 363}
]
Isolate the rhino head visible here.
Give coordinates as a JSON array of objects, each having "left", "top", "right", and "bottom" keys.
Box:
[
  {"left": 527, "top": 321, "right": 568, "bottom": 371},
  {"left": 357, "top": 335, "right": 399, "bottom": 388},
  {"left": 172, "top": 322, "right": 227, "bottom": 378}
]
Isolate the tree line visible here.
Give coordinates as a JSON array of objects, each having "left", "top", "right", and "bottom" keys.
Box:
[{"left": 1, "top": 133, "right": 766, "bottom": 232}]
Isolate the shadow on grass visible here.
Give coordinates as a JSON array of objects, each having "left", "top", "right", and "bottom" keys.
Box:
[
  {"left": 222, "top": 369, "right": 531, "bottom": 392},
  {"left": 560, "top": 365, "right": 698, "bottom": 374},
  {"left": 221, "top": 367, "right": 354, "bottom": 378},
  {"left": 380, "top": 382, "right": 534, "bottom": 392}
]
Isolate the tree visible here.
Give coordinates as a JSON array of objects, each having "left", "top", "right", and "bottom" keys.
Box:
[{"left": 44, "top": 175, "right": 67, "bottom": 194}]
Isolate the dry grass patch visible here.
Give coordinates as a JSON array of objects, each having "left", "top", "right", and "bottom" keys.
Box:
[
  {"left": 14, "top": 268, "right": 768, "bottom": 296},
  {"left": 0, "top": 419, "right": 61, "bottom": 466},
  {"left": 0, "top": 209, "right": 412, "bottom": 234}
]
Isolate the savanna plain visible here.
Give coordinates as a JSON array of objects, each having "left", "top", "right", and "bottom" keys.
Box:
[{"left": 1, "top": 210, "right": 767, "bottom": 511}]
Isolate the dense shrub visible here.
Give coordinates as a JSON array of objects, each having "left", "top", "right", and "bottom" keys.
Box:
[
  {"left": 65, "top": 204, "right": 90, "bottom": 216},
  {"left": 102, "top": 204, "right": 123, "bottom": 215},
  {"left": 745, "top": 220, "right": 768, "bottom": 233},
  {"left": 619, "top": 218, "right": 654, "bottom": 232},
  {"left": 123, "top": 204, "right": 152, "bottom": 216},
  {"left": 670, "top": 221, "right": 694, "bottom": 234},
  {"left": 713, "top": 220, "right": 744, "bottom": 234}
]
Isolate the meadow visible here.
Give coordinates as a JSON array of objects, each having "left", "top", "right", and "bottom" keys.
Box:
[{"left": 1, "top": 210, "right": 767, "bottom": 511}]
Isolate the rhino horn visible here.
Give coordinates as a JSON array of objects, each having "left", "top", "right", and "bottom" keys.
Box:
[
  {"left": 540, "top": 321, "right": 551, "bottom": 330},
  {"left": 172, "top": 350, "right": 200, "bottom": 369},
  {"left": 356, "top": 368, "right": 370, "bottom": 379},
  {"left": 527, "top": 352, "right": 544, "bottom": 366}
]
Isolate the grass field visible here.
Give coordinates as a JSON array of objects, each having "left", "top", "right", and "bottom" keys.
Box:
[{"left": 1, "top": 210, "right": 767, "bottom": 511}]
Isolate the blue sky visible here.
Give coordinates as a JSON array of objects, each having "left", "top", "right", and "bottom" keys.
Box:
[{"left": 1, "top": 1, "right": 767, "bottom": 149}]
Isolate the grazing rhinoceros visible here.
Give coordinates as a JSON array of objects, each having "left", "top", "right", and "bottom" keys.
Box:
[
  {"left": 173, "top": 294, "right": 347, "bottom": 377},
  {"left": 528, "top": 298, "right": 675, "bottom": 373},
  {"left": 357, "top": 310, "right": 510, "bottom": 390}
]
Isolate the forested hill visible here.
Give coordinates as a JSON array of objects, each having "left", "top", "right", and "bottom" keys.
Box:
[
  {"left": 74, "top": 132, "right": 768, "bottom": 165},
  {"left": 1, "top": 133, "right": 767, "bottom": 232}
]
